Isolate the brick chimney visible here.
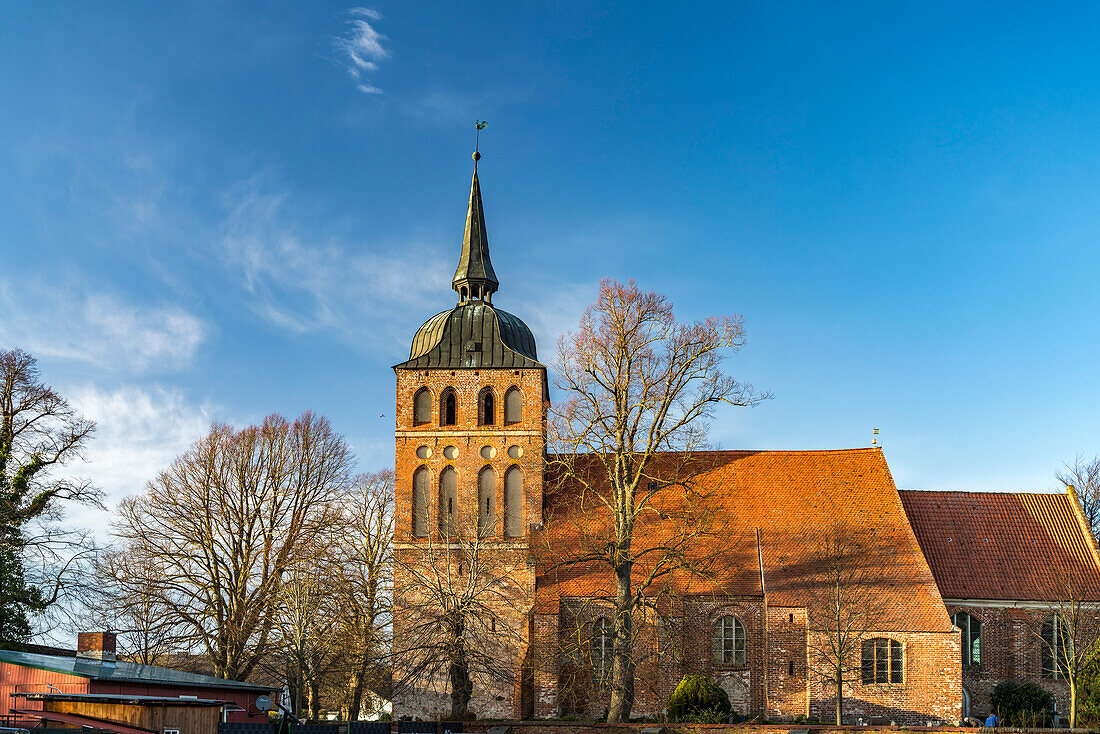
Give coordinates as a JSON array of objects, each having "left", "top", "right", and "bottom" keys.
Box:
[{"left": 76, "top": 632, "right": 117, "bottom": 663}]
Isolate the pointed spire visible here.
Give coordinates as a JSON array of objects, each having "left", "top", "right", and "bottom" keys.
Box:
[{"left": 452, "top": 129, "right": 498, "bottom": 303}]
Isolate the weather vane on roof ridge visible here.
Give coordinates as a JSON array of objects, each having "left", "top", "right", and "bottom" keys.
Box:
[{"left": 474, "top": 120, "right": 487, "bottom": 168}]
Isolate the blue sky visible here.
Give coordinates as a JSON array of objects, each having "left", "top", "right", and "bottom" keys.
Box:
[{"left": 2, "top": 2, "right": 1099, "bottom": 524}]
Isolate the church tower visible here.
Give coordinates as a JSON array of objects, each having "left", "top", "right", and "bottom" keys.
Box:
[{"left": 391, "top": 150, "right": 546, "bottom": 720}]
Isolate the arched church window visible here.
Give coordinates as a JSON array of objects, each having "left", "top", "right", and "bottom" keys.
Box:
[
  {"left": 478, "top": 387, "right": 495, "bottom": 426},
  {"left": 953, "top": 612, "right": 981, "bottom": 667},
  {"left": 504, "top": 386, "right": 522, "bottom": 425},
  {"left": 711, "top": 615, "right": 745, "bottom": 665},
  {"left": 441, "top": 388, "right": 457, "bottom": 427},
  {"left": 413, "top": 388, "right": 431, "bottom": 426},
  {"left": 1042, "top": 614, "right": 1069, "bottom": 679},
  {"left": 412, "top": 466, "right": 429, "bottom": 538},
  {"left": 478, "top": 467, "right": 496, "bottom": 536},
  {"left": 439, "top": 467, "right": 457, "bottom": 536},
  {"left": 591, "top": 617, "right": 613, "bottom": 685},
  {"left": 504, "top": 465, "right": 523, "bottom": 538},
  {"left": 861, "top": 638, "right": 903, "bottom": 684}
]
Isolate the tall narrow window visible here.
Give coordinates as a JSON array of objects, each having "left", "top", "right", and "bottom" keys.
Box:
[
  {"left": 592, "top": 617, "right": 613, "bottom": 685},
  {"left": 504, "top": 466, "right": 523, "bottom": 538},
  {"left": 861, "top": 638, "right": 903, "bottom": 684},
  {"left": 478, "top": 467, "right": 496, "bottom": 536},
  {"left": 439, "top": 467, "right": 457, "bottom": 536},
  {"left": 710, "top": 615, "right": 745, "bottom": 665},
  {"left": 413, "top": 388, "right": 431, "bottom": 426},
  {"left": 441, "top": 388, "right": 457, "bottom": 426},
  {"left": 1043, "top": 615, "right": 1068, "bottom": 679},
  {"left": 953, "top": 612, "right": 981, "bottom": 666},
  {"left": 478, "top": 387, "right": 495, "bottom": 426},
  {"left": 504, "top": 387, "right": 522, "bottom": 425},
  {"left": 412, "top": 466, "right": 429, "bottom": 538}
]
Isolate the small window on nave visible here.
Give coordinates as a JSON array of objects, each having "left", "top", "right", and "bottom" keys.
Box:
[
  {"left": 861, "top": 638, "right": 903, "bottom": 684},
  {"left": 591, "top": 617, "right": 613, "bottom": 685},
  {"left": 953, "top": 612, "right": 981, "bottom": 667},
  {"left": 711, "top": 615, "right": 745, "bottom": 666},
  {"left": 1042, "top": 614, "right": 1069, "bottom": 679}
]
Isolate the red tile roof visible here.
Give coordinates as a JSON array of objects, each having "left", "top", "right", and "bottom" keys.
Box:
[
  {"left": 899, "top": 489, "right": 1100, "bottom": 601},
  {"left": 537, "top": 448, "right": 952, "bottom": 632}
]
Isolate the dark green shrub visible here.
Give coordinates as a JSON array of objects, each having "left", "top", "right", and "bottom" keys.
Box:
[
  {"left": 666, "top": 674, "right": 731, "bottom": 721},
  {"left": 990, "top": 680, "right": 1054, "bottom": 727}
]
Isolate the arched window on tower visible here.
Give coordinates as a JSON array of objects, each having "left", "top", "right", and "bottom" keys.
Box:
[
  {"left": 478, "top": 467, "right": 496, "bottom": 536},
  {"left": 504, "top": 386, "right": 522, "bottom": 425},
  {"left": 413, "top": 388, "right": 431, "bottom": 426},
  {"left": 412, "top": 466, "right": 429, "bottom": 538},
  {"left": 439, "top": 467, "right": 457, "bottom": 536},
  {"left": 441, "top": 388, "right": 457, "bottom": 426},
  {"left": 478, "top": 387, "right": 495, "bottom": 426},
  {"left": 504, "top": 465, "right": 523, "bottom": 538}
]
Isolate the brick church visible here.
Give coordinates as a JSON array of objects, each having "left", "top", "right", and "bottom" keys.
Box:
[{"left": 391, "top": 154, "right": 1100, "bottom": 725}]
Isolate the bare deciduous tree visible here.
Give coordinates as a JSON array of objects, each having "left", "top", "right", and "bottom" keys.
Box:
[
  {"left": 91, "top": 551, "right": 185, "bottom": 666},
  {"left": 110, "top": 412, "right": 352, "bottom": 680},
  {"left": 1030, "top": 559, "right": 1100, "bottom": 728},
  {"left": 805, "top": 525, "right": 890, "bottom": 726},
  {"left": 0, "top": 347, "right": 100, "bottom": 646},
  {"left": 393, "top": 509, "right": 530, "bottom": 720},
  {"left": 333, "top": 471, "right": 393, "bottom": 721},
  {"left": 547, "top": 279, "right": 767, "bottom": 722},
  {"left": 1057, "top": 454, "right": 1100, "bottom": 540}
]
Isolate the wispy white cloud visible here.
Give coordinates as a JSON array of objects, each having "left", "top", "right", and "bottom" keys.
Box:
[
  {"left": 335, "top": 7, "right": 388, "bottom": 95},
  {"left": 219, "top": 177, "right": 453, "bottom": 350},
  {"left": 0, "top": 281, "right": 207, "bottom": 373},
  {"left": 73, "top": 385, "right": 215, "bottom": 503}
]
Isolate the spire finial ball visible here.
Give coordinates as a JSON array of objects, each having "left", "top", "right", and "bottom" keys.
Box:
[{"left": 472, "top": 151, "right": 481, "bottom": 162}]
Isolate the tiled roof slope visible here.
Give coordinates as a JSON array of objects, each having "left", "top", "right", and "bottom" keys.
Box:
[
  {"left": 537, "top": 448, "right": 952, "bottom": 632},
  {"left": 899, "top": 489, "right": 1100, "bottom": 601}
]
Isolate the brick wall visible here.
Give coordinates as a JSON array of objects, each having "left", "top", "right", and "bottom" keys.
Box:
[
  {"left": 807, "top": 630, "right": 960, "bottom": 726},
  {"left": 946, "top": 604, "right": 1071, "bottom": 721},
  {"left": 766, "top": 607, "right": 809, "bottom": 718},
  {"left": 392, "top": 366, "right": 546, "bottom": 721}
]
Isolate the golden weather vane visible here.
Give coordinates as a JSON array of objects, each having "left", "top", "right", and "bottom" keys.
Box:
[{"left": 473, "top": 120, "right": 487, "bottom": 168}]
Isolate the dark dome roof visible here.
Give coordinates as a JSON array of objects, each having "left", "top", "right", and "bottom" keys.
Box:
[{"left": 395, "top": 302, "right": 541, "bottom": 370}]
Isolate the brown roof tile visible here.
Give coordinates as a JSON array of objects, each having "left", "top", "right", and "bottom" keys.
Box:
[
  {"left": 537, "top": 448, "right": 952, "bottom": 632},
  {"left": 899, "top": 489, "right": 1100, "bottom": 601}
]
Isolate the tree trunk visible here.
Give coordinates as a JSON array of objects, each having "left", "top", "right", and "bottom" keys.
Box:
[
  {"left": 607, "top": 556, "right": 635, "bottom": 723},
  {"left": 1069, "top": 680, "right": 1077, "bottom": 728},
  {"left": 347, "top": 663, "right": 366, "bottom": 721},
  {"left": 834, "top": 670, "right": 843, "bottom": 726},
  {"left": 448, "top": 654, "right": 472, "bottom": 719},
  {"left": 308, "top": 679, "right": 321, "bottom": 721}
]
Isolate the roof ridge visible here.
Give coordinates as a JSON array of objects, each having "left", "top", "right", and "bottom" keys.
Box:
[{"left": 900, "top": 488, "right": 1068, "bottom": 496}]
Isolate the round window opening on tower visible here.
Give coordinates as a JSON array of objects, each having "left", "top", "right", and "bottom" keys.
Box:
[
  {"left": 443, "top": 445, "right": 458, "bottom": 460},
  {"left": 480, "top": 445, "right": 496, "bottom": 460},
  {"left": 416, "top": 446, "right": 432, "bottom": 460}
]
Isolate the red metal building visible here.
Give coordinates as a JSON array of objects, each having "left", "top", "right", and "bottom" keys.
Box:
[{"left": 0, "top": 633, "right": 275, "bottom": 729}]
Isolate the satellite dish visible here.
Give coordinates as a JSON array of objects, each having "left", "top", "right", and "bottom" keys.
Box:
[{"left": 255, "top": 695, "right": 272, "bottom": 712}]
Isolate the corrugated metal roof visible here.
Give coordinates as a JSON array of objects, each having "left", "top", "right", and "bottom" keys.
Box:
[
  {"left": 395, "top": 302, "right": 542, "bottom": 370},
  {"left": 0, "top": 651, "right": 272, "bottom": 692},
  {"left": 899, "top": 489, "right": 1100, "bottom": 601}
]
